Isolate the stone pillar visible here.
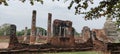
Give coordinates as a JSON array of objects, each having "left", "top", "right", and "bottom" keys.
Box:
[
  {"left": 30, "top": 10, "right": 36, "bottom": 44},
  {"left": 23, "top": 27, "right": 27, "bottom": 43},
  {"left": 53, "top": 19, "right": 61, "bottom": 36},
  {"left": 36, "top": 28, "right": 40, "bottom": 36},
  {"left": 36, "top": 28, "right": 39, "bottom": 42},
  {"left": 81, "top": 26, "right": 91, "bottom": 42},
  {"left": 92, "top": 31, "right": 98, "bottom": 40},
  {"left": 8, "top": 24, "right": 19, "bottom": 48},
  {"left": 47, "top": 13, "right": 52, "bottom": 36}
]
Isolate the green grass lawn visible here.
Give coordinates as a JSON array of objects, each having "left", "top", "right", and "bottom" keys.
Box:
[{"left": 42, "top": 51, "right": 102, "bottom": 54}]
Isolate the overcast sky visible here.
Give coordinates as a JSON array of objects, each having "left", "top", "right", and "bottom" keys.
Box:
[{"left": 0, "top": 0, "right": 106, "bottom": 33}]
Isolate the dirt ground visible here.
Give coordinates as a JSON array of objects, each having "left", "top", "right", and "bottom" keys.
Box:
[{"left": 0, "top": 42, "right": 9, "bottom": 49}]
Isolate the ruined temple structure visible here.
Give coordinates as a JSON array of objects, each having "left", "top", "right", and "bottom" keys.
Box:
[
  {"left": 91, "top": 29, "right": 107, "bottom": 51},
  {"left": 81, "top": 26, "right": 91, "bottom": 42},
  {"left": 104, "top": 17, "right": 118, "bottom": 42},
  {"left": 8, "top": 25, "right": 19, "bottom": 48},
  {"left": 49, "top": 19, "right": 75, "bottom": 47},
  {"left": 8, "top": 25, "right": 28, "bottom": 50},
  {"left": 80, "top": 26, "right": 107, "bottom": 51},
  {"left": 3, "top": 10, "right": 120, "bottom": 54},
  {"left": 6, "top": 10, "right": 93, "bottom": 51},
  {"left": 92, "top": 29, "right": 113, "bottom": 43},
  {"left": 104, "top": 17, "right": 118, "bottom": 36}
]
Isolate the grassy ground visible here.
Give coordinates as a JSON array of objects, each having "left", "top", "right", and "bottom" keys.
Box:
[
  {"left": 41, "top": 51, "right": 102, "bottom": 54},
  {"left": 6, "top": 51, "right": 103, "bottom": 54}
]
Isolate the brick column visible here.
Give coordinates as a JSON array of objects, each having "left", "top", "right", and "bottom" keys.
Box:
[
  {"left": 47, "top": 13, "right": 52, "bottom": 36},
  {"left": 30, "top": 10, "right": 36, "bottom": 44},
  {"left": 36, "top": 28, "right": 39, "bottom": 42},
  {"left": 23, "top": 27, "right": 27, "bottom": 43},
  {"left": 8, "top": 24, "right": 19, "bottom": 48}
]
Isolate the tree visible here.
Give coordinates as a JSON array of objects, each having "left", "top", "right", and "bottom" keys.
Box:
[
  {"left": 16, "top": 30, "right": 24, "bottom": 36},
  {"left": 0, "top": 23, "right": 11, "bottom": 36},
  {"left": 16, "top": 27, "right": 47, "bottom": 36},
  {"left": 0, "top": 0, "right": 43, "bottom": 6},
  {"left": 66, "top": 0, "right": 120, "bottom": 28}
]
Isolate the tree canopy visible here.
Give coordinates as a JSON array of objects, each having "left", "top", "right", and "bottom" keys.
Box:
[
  {"left": 69, "top": 0, "right": 120, "bottom": 28},
  {"left": 0, "top": 0, "right": 120, "bottom": 27},
  {"left": 16, "top": 27, "right": 47, "bottom": 36},
  {"left": 0, "top": 23, "right": 11, "bottom": 36},
  {"left": 0, "top": 23, "right": 47, "bottom": 36}
]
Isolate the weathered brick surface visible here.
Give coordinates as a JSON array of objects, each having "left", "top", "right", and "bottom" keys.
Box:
[
  {"left": 30, "top": 36, "right": 36, "bottom": 44},
  {"left": 50, "top": 36, "right": 75, "bottom": 47},
  {"left": 53, "top": 19, "right": 61, "bottom": 36},
  {"left": 92, "top": 29, "right": 113, "bottom": 43},
  {"left": 50, "top": 19, "right": 75, "bottom": 47},
  {"left": 92, "top": 29, "right": 108, "bottom": 51},
  {"left": 81, "top": 26, "right": 91, "bottom": 42},
  {"left": 8, "top": 24, "right": 19, "bottom": 48},
  {"left": 30, "top": 10, "right": 37, "bottom": 44},
  {"left": 47, "top": 13, "right": 52, "bottom": 37}
]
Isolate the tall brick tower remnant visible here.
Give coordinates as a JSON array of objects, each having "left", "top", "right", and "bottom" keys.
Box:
[
  {"left": 8, "top": 24, "right": 19, "bottom": 48},
  {"left": 30, "top": 10, "right": 37, "bottom": 44},
  {"left": 47, "top": 13, "right": 52, "bottom": 36}
]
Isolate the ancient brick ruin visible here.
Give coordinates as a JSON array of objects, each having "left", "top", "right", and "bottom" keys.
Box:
[
  {"left": 8, "top": 25, "right": 19, "bottom": 48},
  {"left": 30, "top": 10, "right": 37, "bottom": 44},
  {"left": 47, "top": 13, "right": 52, "bottom": 37},
  {"left": 104, "top": 17, "right": 118, "bottom": 43},
  {"left": 6, "top": 10, "right": 94, "bottom": 51},
  {"left": 49, "top": 19, "right": 75, "bottom": 47},
  {"left": 1, "top": 10, "right": 120, "bottom": 54}
]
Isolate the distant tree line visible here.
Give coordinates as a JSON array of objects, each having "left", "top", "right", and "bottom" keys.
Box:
[
  {"left": 0, "top": 23, "right": 10, "bottom": 36},
  {"left": 0, "top": 23, "right": 47, "bottom": 36},
  {"left": 0, "top": 23, "right": 80, "bottom": 36}
]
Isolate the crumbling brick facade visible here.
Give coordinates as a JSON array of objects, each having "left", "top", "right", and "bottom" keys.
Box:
[
  {"left": 50, "top": 19, "right": 75, "bottom": 47},
  {"left": 30, "top": 10, "right": 37, "bottom": 44},
  {"left": 81, "top": 26, "right": 91, "bottom": 42},
  {"left": 8, "top": 24, "right": 19, "bottom": 48},
  {"left": 47, "top": 13, "right": 52, "bottom": 37}
]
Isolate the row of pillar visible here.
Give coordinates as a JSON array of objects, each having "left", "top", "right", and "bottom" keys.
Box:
[{"left": 29, "top": 10, "right": 52, "bottom": 44}]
